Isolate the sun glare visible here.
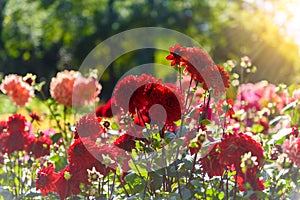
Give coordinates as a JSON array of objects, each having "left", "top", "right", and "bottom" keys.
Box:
[{"left": 273, "top": 0, "right": 300, "bottom": 47}]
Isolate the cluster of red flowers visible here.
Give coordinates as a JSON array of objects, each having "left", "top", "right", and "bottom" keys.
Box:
[
  {"left": 0, "top": 114, "right": 52, "bottom": 157},
  {"left": 166, "top": 44, "right": 230, "bottom": 95},
  {"left": 200, "top": 133, "right": 264, "bottom": 197},
  {"left": 114, "top": 74, "right": 184, "bottom": 126},
  {"left": 36, "top": 114, "right": 131, "bottom": 199}
]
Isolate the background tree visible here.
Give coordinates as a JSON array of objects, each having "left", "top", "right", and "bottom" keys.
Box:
[{"left": 0, "top": 0, "right": 299, "bottom": 100}]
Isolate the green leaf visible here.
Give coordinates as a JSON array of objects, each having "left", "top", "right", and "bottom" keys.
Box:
[
  {"left": 201, "top": 119, "right": 211, "bottom": 125},
  {"left": 181, "top": 187, "right": 191, "bottom": 200},
  {"left": 49, "top": 154, "right": 60, "bottom": 162},
  {"left": 111, "top": 122, "right": 119, "bottom": 130},
  {"left": 124, "top": 173, "right": 145, "bottom": 194},
  {"left": 251, "top": 124, "right": 264, "bottom": 134},
  {"left": 50, "top": 133, "right": 62, "bottom": 143},
  {"left": 191, "top": 180, "right": 201, "bottom": 187},
  {"left": 0, "top": 187, "right": 13, "bottom": 199},
  {"left": 174, "top": 119, "right": 181, "bottom": 126},
  {"left": 165, "top": 131, "right": 176, "bottom": 143},
  {"left": 218, "top": 192, "right": 225, "bottom": 200}
]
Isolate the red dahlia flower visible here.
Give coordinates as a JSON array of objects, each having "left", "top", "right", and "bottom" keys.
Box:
[
  {"left": 114, "top": 74, "right": 183, "bottom": 125},
  {"left": 36, "top": 164, "right": 59, "bottom": 196},
  {"left": 113, "top": 133, "right": 136, "bottom": 152},
  {"left": 200, "top": 143, "right": 224, "bottom": 178},
  {"left": 7, "top": 114, "right": 26, "bottom": 133},
  {"left": 1, "top": 114, "right": 30, "bottom": 155},
  {"left": 218, "top": 133, "right": 264, "bottom": 171},
  {"left": 218, "top": 133, "right": 264, "bottom": 192},
  {"left": 114, "top": 74, "right": 161, "bottom": 112},
  {"left": 26, "top": 135, "right": 52, "bottom": 158},
  {"left": 95, "top": 98, "right": 118, "bottom": 118},
  {"left": 166, "top": 44, "right": 230, "bottom": 96},
  {"left": 55, "top": 165, "right": 84, "bottom": 199},
  {"left": 75, "top": 114, "right": 106, "bottom": 139}
]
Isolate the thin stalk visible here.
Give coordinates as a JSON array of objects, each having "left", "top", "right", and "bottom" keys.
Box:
[
  {"left": 187, "top": 152, "right": 198, "bottom": 186},
  {"left": 109, "top": 173, "right": 116, "bottom": 199},
  {"left": 40, "top": 91, "right": 63, "bottom": 132},
  {"left": 116, "top": 174, "right": 130, "bottom": 197}
]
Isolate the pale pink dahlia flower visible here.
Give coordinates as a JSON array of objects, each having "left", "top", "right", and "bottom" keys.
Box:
[
  {"left": 50, "top": 70, "right": 101, "bottom": 107},
  {"left": 282, "top": 136, "right": 300, "bottom": 167},
  {"left": 0, "top": 74, "right": 34, "bottom": 106}
]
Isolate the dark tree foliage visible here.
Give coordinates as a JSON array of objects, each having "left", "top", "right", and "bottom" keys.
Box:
[{"left": 0, "top": 0, "right": 299, "bottom": 100}]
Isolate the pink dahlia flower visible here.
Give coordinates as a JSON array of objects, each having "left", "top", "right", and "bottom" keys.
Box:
[
  {"left": 282, "top": 135, "right": 300, "bottom": 167},
  {"left": 0, "top": 74, "right": 34, "bottom": 106},
  {"left": 292, "top": 88, "right": 300, "bottom": 101},
  {"left": 73, "top": 76, "right": 102, "bottom": 107},
  {"left": 50, "top": 70, "right": 101, "bottom": 107}
]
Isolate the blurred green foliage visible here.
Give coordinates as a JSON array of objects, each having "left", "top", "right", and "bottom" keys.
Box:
[{"left": 0, "top": 0, "right": 299, "bottom": 101}]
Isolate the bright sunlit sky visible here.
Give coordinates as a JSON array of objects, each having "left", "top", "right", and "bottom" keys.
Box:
[{"left": 256, "top": 0, "right": 300, "bottom": 47}]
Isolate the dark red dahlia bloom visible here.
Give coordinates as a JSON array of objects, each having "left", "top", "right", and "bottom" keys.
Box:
[
  {"left": 113, "top": 133, "right": 136, "bottom": 152},
  {"left": 195, "top": 64, "right": 230, "bottom": 96},
  {"left": 36, "top": 164, "right": 59, "bottom": 196},
  {"left": 95, "top": 98, "right": 119, "bottom": 118},
  {"left": 147, "top": 83, "right": 183, "bottom": 124},
  {"left": 166, "top": 44, "right": 230, "bottom": 96},
  {"left": 76, "top": 114, "right": 105, "bottom": 139},
  {"left": 218, "top": 133, "right": 264, "bottom": 171},
  {"left": 114, "top": 74, "right": 161, "bottom": 112},
  {"left": 7, "top": 114, "right": 26, "bottom": 133},
  {"left": 68, "top": 138, "right": 96, "bottom": 169},
  {"left": 68, "top": 137, "right": 111, "bottom": 177},
  {"left": 0, "top": 114, "right": 30, "bottom": 154},
  {"left": 166, "top": 44, "right": 184, "bottom": 66},
  {"left": 114, "top": 74, "right": 183, "bottom": 125},
  {"left": 27, "top": 135, "right": 52, "bottom": 158},
  {"left": 218, "top": 133, "right": 264, "bottom": 192},
  {"left": 129, "top": 83, "right": 183, "bottom": 125},
  {"left": 1, "top": 131, "right": 29, "bottom": 155},
  {"left": 200, "top": 143, "right": 224, "bottom": 178},
  {"left": 166, "top": 44, "right": 214, "bottom": 70},
  {"left": 97, "top": 144, "right": 131, "bottom": 172},
  {"left": 133, "top": 112, "right": 150, "bottom": 127},
  {"left": 55, "top": 165, "right": 83, "bottom": 199}
]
